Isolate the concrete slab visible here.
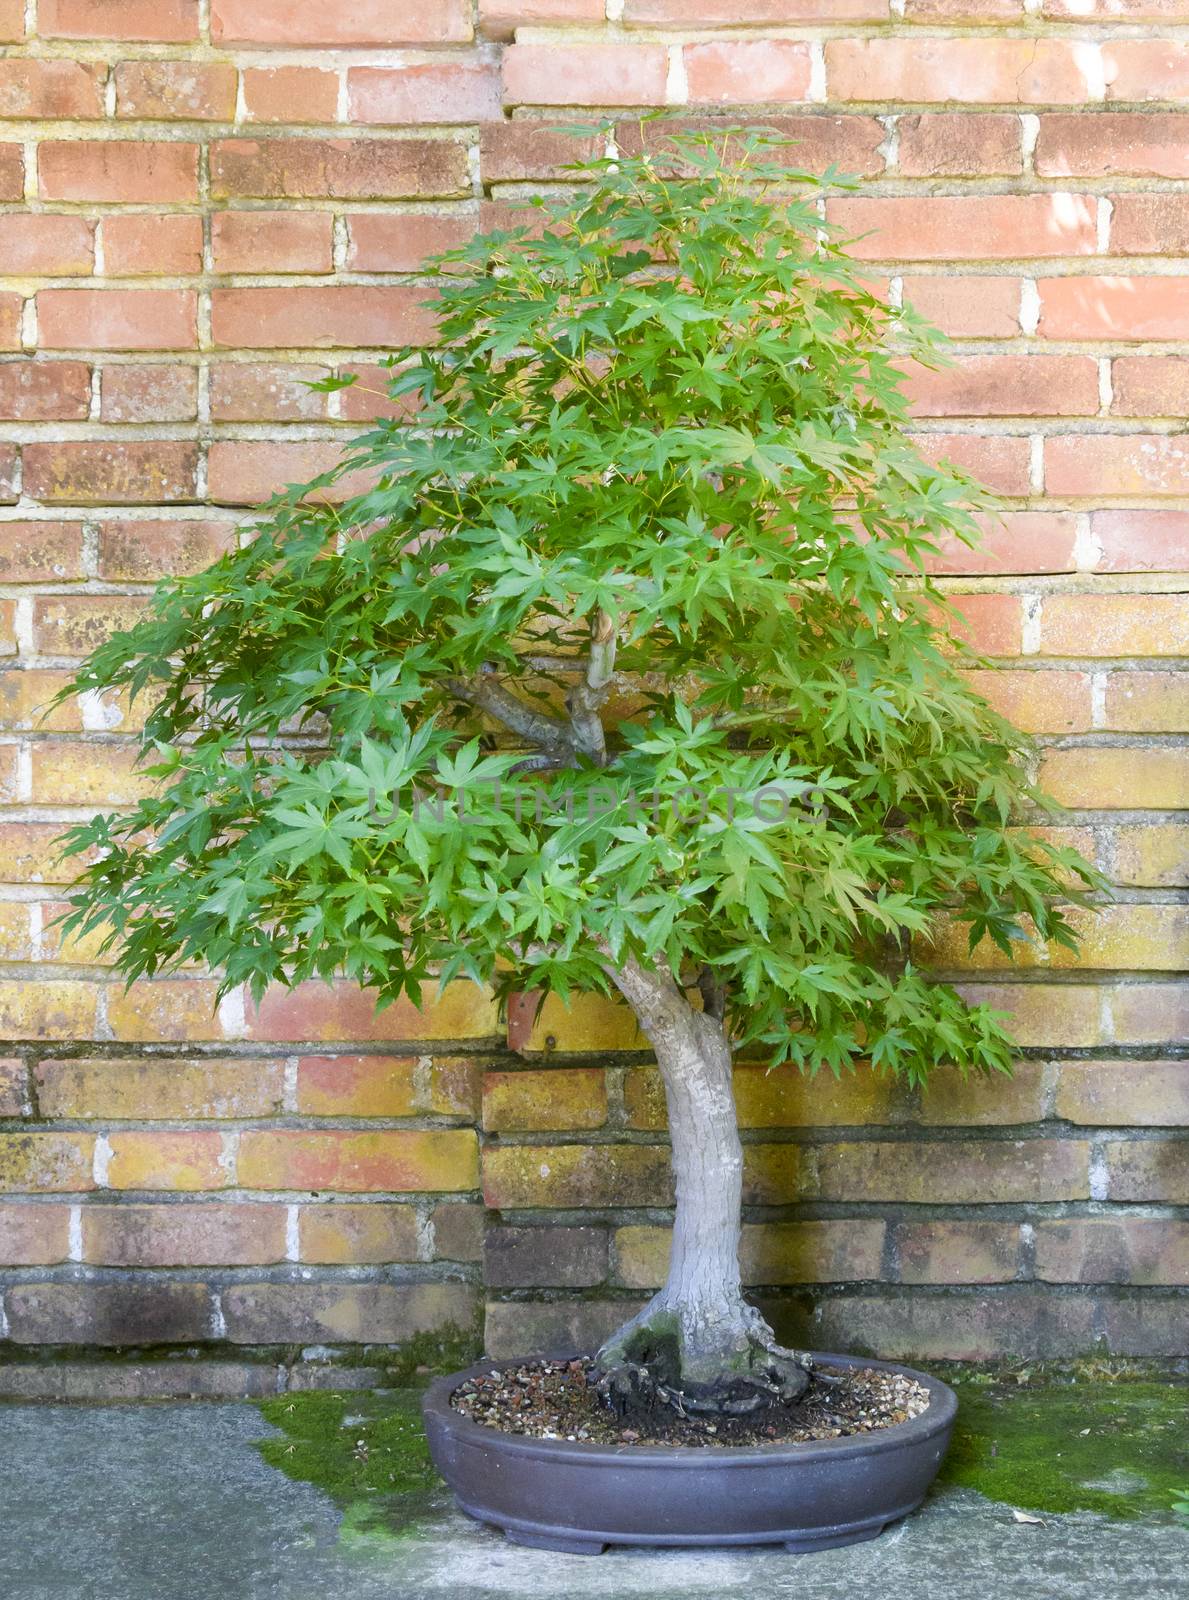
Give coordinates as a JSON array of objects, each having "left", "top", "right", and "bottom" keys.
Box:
[{"left": 0, "top": 1402, "right": 1184, "bottom": 1600}]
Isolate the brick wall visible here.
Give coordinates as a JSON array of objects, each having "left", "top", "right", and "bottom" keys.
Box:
[{"left": 0, "top": 1, "right": 1185, "bottom": 1390}]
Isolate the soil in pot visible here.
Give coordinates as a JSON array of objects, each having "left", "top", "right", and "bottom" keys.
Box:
[{"left": 450, "top": 1356, "right": 931, "bottom": 1447}]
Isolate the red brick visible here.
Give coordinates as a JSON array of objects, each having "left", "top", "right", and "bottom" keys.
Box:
[
  {"left": 1105, "top": 1137, "right": 1189, "bottom": 1202},
  {"left": 1056, "top": 1060, "right": 1189, "bottom": 1126},
  {"left": 245, "top": 979, "right": 498, "bottom": 1043},
  {"left": 114, "top": 61, "right": 237, "bottom": 121},
  {"left": 1041, "top": 747, "right": 1189, "bottom": 809},
  {"left": 944, "top": 593, "right": 1024, "bottom": 655},
  {"left": 0, "top": 362, "right": 91, "bottom": 422},
  {"left": 897, "top": 113, "right": 1022, "bottom": 177},
  {"left": 619, "top": 113, "right": 888, "bottom": 178},
  {"left": 0, "top": 297, "right": 21, "bottom": 353},
  {"left": 1091, "top": 511, "right": 1189, "bottom": 573},
  {"left": 39, "top": 143, "right": 198, "bottom": 205},
  {"left": 961, "top": 668, "right": 1090, "bottom": 732},
  {"left": 0, "top": 1132, "right": 95, "bottom": 1192},
  {"left": 1039, "top": 277, "right": 1189, "bottom": 341},
  {"left": 480, "top": 122, "right": 611, "bottom": 183},
  {"left": 83, "top": 1202, "right": 287, "bottom": 1266},
  {"left": 503, "top": 45, "right": 668, "bottom": 107},
  {"left": 926, "top": 512, "right": 1079, "bottom": 577},
  {"left": 39, "top": 0, "right": 199, "bottom": 39},
  {"left": 0, "top": 145, "right": 22, "bottom": 201},
  {"left": 1110, "top": 193, "right": 1189, "bottom": 254},
  {"left": 1111, "top": 356, "right": 1189, "bottom": 419},
  {"left": 1045, "top": 435, "right": 1189, "bottom": 497},
  {"left": 211, "top": 138, "right": 468, "bottom": 199},
  {"left": 481, "top": 0, "right": 604, "bottom": 36},
  {"left": 1104, "top": 671, "right": 1189, "bottom": 732},
  {"left": 896, "top": 1221, "right": 1020, "bottom": 1285},
  {"left": 99, "top": 214, "right": 203, "bottom": 276},
  {"left": 1045, "top": 0, "right": 1189, "bottom": 13},
  {"left": 905, "top": 0, "right": 1023, "bottom": 15},
  {"left": 918, "top": 434, "right": 1032, "bottom": 497},
  {"left": 0, "top": 1204, "right": 70, "bottom": 1265},
  {"left": 36, "top": 1057, "right": 284, "bottom": 1119},
  {"left": 97, "top": 520, "right": 236, "bottom": 580},
  {"left": 684, "top": 42, "right": 813, "bottom": 105},
  {"left": 1111, "top": 825, "right": 1187, "bottom": 887},
  {"left": 0, "top": 60, "right": 105, "bottom": 118},
  {"left": 957, "top": 983, "right": 1105, "bottom": 1046},
  {"left": 241, "top": 67, "right": 340, "bottom": 124},
  {"left": 210, "top": 210, "right": 334, "bottom": 273},
  {"left": 295, "top": 1055, "right": 418, "bottom": 1117},
  {"left": 23, "top": 442, "right": 198, "bottom": 504},
  {"left": 37, "top": 290, "right": 196, "bottom": 353},
  {"left": 1110, "top": 983, "right": 1189, "bottom": 1046},
  {"left": 902, "top": 276, "right": 1022, "bottom": 338},
  {"left": 0, "top": 0, "right": 23, "bottom": 40},
  {"left": 349, "top": 63, "right": 501, "bottom": 124},
  {"left": 207, "top": 440, "right": 364, "bottom": 504},
  {"left": 210, "top": 362, "right": 327, "bottom": 422},
  {"left": 1103, "top": 40, "right": 1189, "bottom": 102},
  {"left": 299, "top": 1202, "right": 420, "bottom": 1264},
  {"left": 1035, "top": 1219, "right": 1187, "bottom": 1286},
  {"left": 334, "top": 362, "right": 417, "bottom": 422},
  {"left": 826, "top": 38, "right": 1100, "bottom": 104},
  {"left": 211, "top": 286, "right": 437, "bottom": 349},
  {"left": 106, "top": 1131, "right": 229, "bottom": 1191},
  {"left": 100, "top": 363, "right": 197, "bottom": 424},
  {"left": 239, "top": 1129, "right": 477, "bottom": 1192},
  {"left": 344, "top": 212, "right": 476, "bottom": 271},
  {"left": 827, "top": 195, "right": 1097, "bottom": 260},
  {"left": 818, "top": 1139, "right": 1090, "bottom": 1202},
  {"left": 1037, "top": 114, "right": 1189, "bottom": 180},
  {"left": 903, "top": 354, "right": 1097, "bottom": 418},
  {"left": 625, "top": 0, "right": 885, "bottom": 16},
  {"left": 212, "top": 0, "right": 473, "bottom": 45},
  {"left": 0, "top": 216, "right": 94, "bottom": 277}
]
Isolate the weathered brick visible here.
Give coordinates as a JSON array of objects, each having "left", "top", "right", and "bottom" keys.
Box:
[
  {"left": 23, "top": 442, "right": 199, "bottom": 505},
  {"left": 1109, "top": 983, "right": 1188, "bottom": 1046},
  {"left": 1110, "top": 192, "right": 1189, "bottom": 254},
  {"left": 919, "top": 1060, "right": 1046, "bottom": 1125},
  {"left": 0, "top": 216, "right": 94, "bottom": 276},
  {"left": 895, "top": 1221, "right": 1020, "bottom": 1285},
  {"left": 898, "top": 113, "right": 1022, "bottom": 176},
  {"left": 298, "top": 1202, "right": 420, "bottom": 1264},
  {"left": 0, "top": 58, "right": 105, "bottom": 117},
  {"left": 483, "top": 1143, "right": 673, "bottom": 1209},
  {"left": 0, "top": 669, "right": 83, "bottom": 731},
  {"left": 1036, "top": 1219, "right": 1188, "bottom": 1285},
  {"left": 1039, "top": 277, "right": 1189, "bottom": 341},
  {"left": 0, "top": 983, "right": 97, "bottom": 1041},
  {"left": 1058, "top": 1060, "right": 1187, "bottom": 1126},
  {"left": 39, "top": 142, "right": 198, "bottom": 204},
  {"left": 238, "top": 1129, "right": 478, "bottom": 1192},
  {"left": 431, "top": 1201, "right": 484, "bottom": 1262},
  {"left": 0, "top": 297, "right": 21, "bottom": 352},
  {"left": 0, "top": 822, "right": 92, "bottom": 884},
  {"left": 0, "top": 1132, "right": 94, "bottom": 1192},
  {"left": 503, "top": 45, "right": 668, "bottom": 107},
  {"left": 349, "top": 63, "right": 501, "bottom": 124},
  {"left": 1105, "top": 1136, "right": 1189, "bottom": 1201},
  {"left": 106, "top": 979, "right": 228, "bottom": 1043},
  {"left": 1039, "top": 594, "right": 1189, "bottom": 656},
  {"left": 241, "top": 66, "right": 340, "bottom": 124},
  {"left": 624, "top": 1061, "right": 900, "bottom": 1128},
  {"left": 5, "top": 1282, "right": 213, "bottom": 1345},
  {"left": 0, "top": 1057, "right": 26, "bottom": 1115},
  {"left": 295, "top": 1055, "right": 418, "bottom": 1117},
  {"left": 826, "top": 38, "right": 1101, "bottom": 104},
  {"left": 618, "top": 113, "right": 888, "bottom": 179},
  {"left": 97, "top": 520, "right": 236, "bottom": 581},
  {"left": 684, "top": 42, "right": 812, "bottom": 104},
  {"left": 428, "top": 1059, "right": 480, "bottom": 1117},
  {"left": 209, "top": 362, "right": 325, "bottom": 422},
  {"left": 481, "top": 0, "right": 603, "bottom": 35},
  {"left": 615, "top": 1220, "right": 886, "bottom": 1289},
  {"left": 960, "top": 982, "right": 1106, "bottom": 1046},
  {"left": 487, "top": 1224, "right": 608, "bottom": 1288},
  {"left": 933, "top": 903, "right": 1188, "bottom": 972},
  {"left": 484, "top": 1297, "right": 647, "bottom": 1359},
  {"left": 0, "top": 0, "right": 22, "bottom": 40},
  {"left": 114, "top": 61, "right": 237, "bottom": 121},
  {"left": 100, "top": 364, "right": 197, "bottom": 424},
  {"left": 943, "top": 593, "right": 1024, "bottom": 656},
  {"left": 345, "top": 212, "right": 477, "bottom": 272},
  {"left": 624, "top": 0, "right": 887, "bottom": 17},
  {"left": 904, "top": 355, "right": 1097, "bottom": 418},
  {"left": 99, "top": 214, "right": 204, "bottom": 276},
  {"left": 811, "top": 1290, "right": 1097, "bottom": 1362},
  {"left": 82, "top": 1201, "right": 287, "bottom": 1266},
  {"left": 1037, "top": 113, "right": 1189, "bottom": 179},
  {"left": 1104, "top": 671, "right": 1189, "bottom": 732},
  {"left": 0, "top": 523, "right": 86, "bottom": 583},
  {"left": 207, "top": 441, "right": 371, "bottom": 505},
  {"left": 245, "top": 980, "right": 498, "bottom": 1043},
  {"left": 40, "top": 0, "right": 199, "bottom": 39},
  {"left": 210, "top": 211, "right": 334, "bottom": 274},
  {"left": 0, "top": 362, "right": 90, "bottom": 422},
  {"left": 1041, "top": 747, "right": 1189, "bottom": 809},
  {"left": 1103, "top": 40, "right": 1189, "bottom": 102},
  {"left": 512, "top": 990, "right": 645, "bottom": 1053},
  {"left": 817, "top": 1139, "right": 1090, "bottom": 1203},
  {"left": 827, "top": 195, "right": 1096, "bottom": 260},
  {"left": 211, "top": 286, "right": 437, "bottom": 349},
  {"left": 961, "top": 668, "right": 1090, "bottom": 733},
  {"left": 901, "top": 276, "right": 1022, "bottom": 338},
  {"left": 483, "top": 1068, "right": 607, "bottom": 1131},
  {"left": 32, "top": 595, "right": 148, "bottom": 656},
  {"left": 222, "top": 1280, "right": 476, "bottom": 1343},
  {"left": 1099, "top": 1295, "right": 1189, "bottom": 1359},
  {"left": 38, "top": 290, "right": 196, "bottom": 353},
  {"left": 210, "top": 139, "right": 469, "bottom": 200},
  {"left": 212, "top": 0, "right": 473, "bottom": 45},
  {"left": 1113, "top": 824, "right": 1189, "bottom": 887},
  {"left": 1111, "top": 356, "right": 1189, "bottom": 420},
  {"left": 917, "top": 435, "right": 1032, "bottom": 496},
  {"left": 106, "top": 1131, "right": 229, "bottom": 1191},
  {"left": 36, "top": 1057, "right": 284, "bottom": 1120},
  {"left": 0, "top": 1203, "right": 71, "bottom": 1264}
]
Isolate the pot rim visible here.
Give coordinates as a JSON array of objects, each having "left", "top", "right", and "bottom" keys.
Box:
[{"left": 422, "top": 1349, "right": 957, "bottom": 1467}]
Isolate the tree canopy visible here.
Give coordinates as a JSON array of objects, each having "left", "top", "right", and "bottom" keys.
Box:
[{"left": 56, "top": 130, "right": 1101, "bottom": 1083}]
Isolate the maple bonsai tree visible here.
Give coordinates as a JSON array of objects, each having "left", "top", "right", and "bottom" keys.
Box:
[{"left": 58, "top": 133, "right": 1099, "bottom": 1419}]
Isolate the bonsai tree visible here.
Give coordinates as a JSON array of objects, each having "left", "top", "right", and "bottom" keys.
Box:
[{"left": 57, "top": 132, "right": 1100, "bottom": 1419}]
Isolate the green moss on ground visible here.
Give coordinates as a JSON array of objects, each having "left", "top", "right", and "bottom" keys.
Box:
[{"left": 939, "top": 1376, "right": 1188, "bottom": 1523}]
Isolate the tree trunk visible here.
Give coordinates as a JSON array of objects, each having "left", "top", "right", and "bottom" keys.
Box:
[{"left": 595, "top": 956, "right": 813, "bottom": 1417}]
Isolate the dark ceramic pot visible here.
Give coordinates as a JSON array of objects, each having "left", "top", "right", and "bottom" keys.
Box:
[{"left": 422, "top": 1351, "right": 957, "bottom": 1555}]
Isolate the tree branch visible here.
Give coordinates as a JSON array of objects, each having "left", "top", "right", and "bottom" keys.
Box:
[
  {"left": 566, "top": 609, "right": 617, "bottom": 766},
  {"left": 444, "top": 667, "right": 576, "bottom": 756}
]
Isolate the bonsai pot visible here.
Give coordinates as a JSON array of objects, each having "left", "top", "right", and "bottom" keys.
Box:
[{"left": 422, "top": 1351, "right": 958, "bottom": 1555}]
